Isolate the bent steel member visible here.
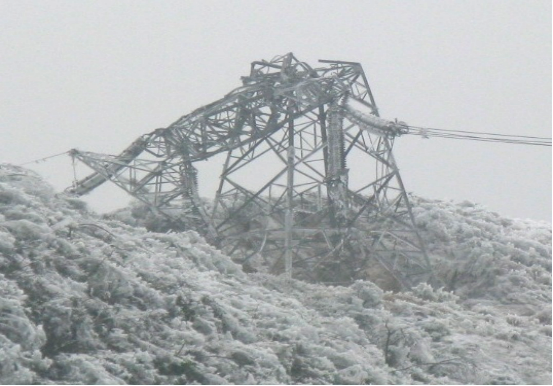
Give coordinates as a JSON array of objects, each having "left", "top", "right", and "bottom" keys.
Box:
[{"left": 67, "top": 53, "right": 432, "bottom": 288}]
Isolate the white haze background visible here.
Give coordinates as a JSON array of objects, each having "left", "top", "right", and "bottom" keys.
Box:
[{"left": 0, "top": 0, "right": 551, "bottom": 221}]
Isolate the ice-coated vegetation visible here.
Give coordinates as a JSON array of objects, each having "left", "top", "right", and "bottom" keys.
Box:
[{"left": 0, "top": 163, "right": 551, "bottom": 384}]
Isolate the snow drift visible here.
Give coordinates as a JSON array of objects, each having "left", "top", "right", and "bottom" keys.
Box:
[{"left": 0, "top": 163, "right": 551, "bottom": 384}]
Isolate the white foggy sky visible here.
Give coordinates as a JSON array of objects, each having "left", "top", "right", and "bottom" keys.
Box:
[{"left": 1, "top": 0, "right": 551, "bottom": 221}]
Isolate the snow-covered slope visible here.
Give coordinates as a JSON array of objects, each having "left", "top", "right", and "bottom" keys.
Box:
[{"left": 0, "top": 164, "right": 551, "bottom": 384}]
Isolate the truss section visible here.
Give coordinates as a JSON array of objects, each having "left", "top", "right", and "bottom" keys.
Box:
[{"left": 68, "top": 53, "right": 431, "bottom": 288}]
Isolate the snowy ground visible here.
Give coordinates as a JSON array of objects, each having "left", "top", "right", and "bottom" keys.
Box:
[{"left": 0, "top": 163, "right": 551, "bottom": 384}]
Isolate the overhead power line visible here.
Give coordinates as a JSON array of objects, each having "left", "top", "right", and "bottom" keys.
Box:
[
  {"left": 18, "top": 151, "right": 71, "bottom": 166},
  {"left": 405, "top": 125, "right": 552, "bottom": 147}
]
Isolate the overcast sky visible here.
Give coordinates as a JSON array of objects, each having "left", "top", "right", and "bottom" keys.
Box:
[{"left": 1, "top": 0, "right": 551, "bottom": 221}]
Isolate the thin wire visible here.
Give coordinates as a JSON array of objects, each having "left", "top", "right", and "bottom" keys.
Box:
[
  {"left": 18, "top": 151, "right": 71, "bottom": 166},
  {"left": 407, "top": 125, "right": 552, "bottom": 140},
  {"left": 419, "top": 133, "right": 551, "bottom": 145},
  {"left": 414, "top": 134, "right": 551, "bottom": 146},
  {"left": 409, "top": 130, "right": 550, "bottom": 142},
  {"left": 406, "top": 126, "right": 551, "bottom": 146},
  {"left": 14, "top": 122, "right": 550, "bottom": 172},
  {"left": 410, "top": 134, "right": 551, "bottom": 146},
  {"left": 409, "top": 133, "right": 551, "bottom": 146}
]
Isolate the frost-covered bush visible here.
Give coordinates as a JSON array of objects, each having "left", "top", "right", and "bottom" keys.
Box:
[
  {"left": 0, "top": 274, "right": 51, "bottom": 384},
  {"left": 0, "top": 227, "right": 15, "bottom": 255},
  {"left": 0, "top": 165, "right": 550, "bottom": 384}
]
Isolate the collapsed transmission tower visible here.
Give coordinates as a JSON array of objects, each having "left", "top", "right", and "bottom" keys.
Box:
[{"left": 68, "top": 53, "right": 431, "bottom": 288}]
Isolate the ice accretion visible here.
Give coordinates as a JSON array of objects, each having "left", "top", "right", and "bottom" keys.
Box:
[{"left": 0, "top": 163, "right": 551, "bottom": 384}]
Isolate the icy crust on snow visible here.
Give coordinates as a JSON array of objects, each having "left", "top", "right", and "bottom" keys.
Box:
[
  {"left": 412, "top": 197, "right": 551, "bottom": 311},
  {"left": 0, "top": 164, "right": 551, "bottom": 384}
]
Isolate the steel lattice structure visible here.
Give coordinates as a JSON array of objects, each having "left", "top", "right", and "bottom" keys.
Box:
[{"left": 68, "top": 53, "right": 431, "bottom": 288}]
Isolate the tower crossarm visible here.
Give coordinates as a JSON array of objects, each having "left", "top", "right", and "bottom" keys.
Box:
[
  {"left": 67, "top": 133, "right": 154, "bottom": 195},
  {"left": 68, "top": 53, "right": 371, "bottom": 196},
  {"left": 343, "top": 96, "right": 409, "bottom": 137},
  {"left": 155, "top": 57, "right": 367, "bottom": 162}
]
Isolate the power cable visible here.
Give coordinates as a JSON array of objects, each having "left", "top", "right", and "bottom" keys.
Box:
[
  {"left": 18, "top": 151, "right": 71, "bottom": 166},
  {"left": 407, "top": 125, "right": 551, "bottom": 140},
  {"left": 405, "top": 126, "right": 551, "bottom": 147}
]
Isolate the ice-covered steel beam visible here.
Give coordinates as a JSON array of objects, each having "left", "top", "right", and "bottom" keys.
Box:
[
  {"left": 68, "top": 53, "right": 361, "bottom": 197},
  {"left": 67, "top": 134, "right": 152, "bottom": 195},
  {"left": 344, "top": 96, "right": 408, "bottom": 137}
]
